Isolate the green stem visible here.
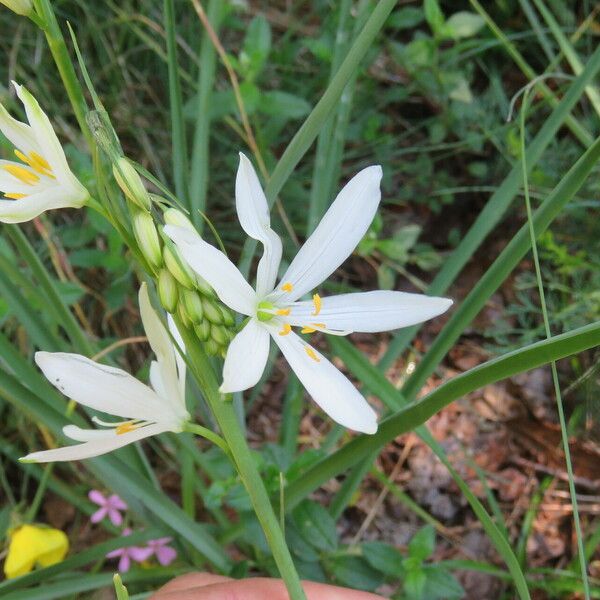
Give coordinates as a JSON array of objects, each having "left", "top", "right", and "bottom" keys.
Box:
[
  {"left": 33, "top": 0, "right": 92, "bottom": 148},
  {"left": 519, "top": 91, "right": 590, "bottom": 598},
  {"left": 178, "top": 322, "right": 306, "bottom": 600},
  {"left": 183, "top": 422, "right": 231, "bottom": 457}
]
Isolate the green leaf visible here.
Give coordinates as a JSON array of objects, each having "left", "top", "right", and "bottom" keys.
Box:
[
  {"left": 388, "top": 7, "right": 424, "bottom": 30},
  {"left": 445, "top": 11, "right": 485, "bottom": 39},
  {"left": 424, "top": 0, "right": 445, "bottom": 35},
  {"left": 261, "top": 91, "right": 311, "bottom": 120},
  {"left": 292, "top": 500, "right": 338, "bottom": 552},
  {"left": 240, "top": 15, "right": 271, "bottom": 81},
  {"left": 361, "top": 541, "right": 404, "bottom": 577},
  {"left": 404, "top": 567, "right": 427, "bottom": 599},
  {"left": 329, "top": 555, "right": 384, "bottom": 591},
  {"left": 408, "top": 525, "right": 436, "bottom": 561},
  {"left": 422, "top": 566, "right": 464, "bottom": 600}
]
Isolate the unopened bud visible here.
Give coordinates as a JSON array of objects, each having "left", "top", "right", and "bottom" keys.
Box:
[
  {"left": 177, "top": 300, "right": 192, "bottom": 329},
  {"left": 195, "top": 275, "right": 215, "bottom": 297},
  {"left": 133, "top": 211, "right": 162, "bottom": 269},
  {"left": 158, "top": 269, "right": 178, "bottom": 313},
  {"left": 1, "top": 0, "right": 33, "bottom": 16},
  {"left": 113, "top": 157, "right": 151, "bottom": 211},
  {"left": 182, "top": 289, "right": 204, "bottom": 323},
  {"left": 205, "top": 339, "right": 221, "bottom": 356},
  {"left": 210, "top": 323, "right": 229, "bottom": 346},
  {"left": 164, "top": 208, "right": 195, "bottom": 231},
  {"left": 202, "top": 297, "right": 223, "bottom": 324},
  {"left": 220, "top": 306, "right": 235, "bottom": 327},
  {"left": 194, "top": 320, "right": 211, "bottom": 342},
  {"left": 163, "top": 245, "right": 195, "bottom": 289}
]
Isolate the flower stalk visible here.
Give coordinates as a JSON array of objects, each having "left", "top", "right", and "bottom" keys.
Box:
[{"left": 177, "top": 319, "right": 307, "bottom": 600}]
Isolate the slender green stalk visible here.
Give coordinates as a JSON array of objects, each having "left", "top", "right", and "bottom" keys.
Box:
[
  {"left": 239, "top": 0, "right": 397, "bottom": 276},
  {"left": 184, "top": 422, "right": 231, "bottom": 457},
  {"left": 519, "top": 91, "right": 590, "bottom": 598},
  {"left": 164, "top": 0, "right": 190, "bottom": 207},
  {"left": 178, "top": 322, "right": 307, "bottom": 600},
  {"left": 381, "top": 43, "right": 600, "bottom": 368},
  {"left": 285, "top": 320, "right": 600, "bottom": 505},
  {"left": 189, "top": 0, "right": 223, "bottom": 229},
  {"left": 32, "top": 0, "right": 92, "bottom": 148},
  {"left": 401, "top": 133, "right": 600, "bottom": 401},
  {"left": 469, "top": 0, "right": 592, "bottom": 147}
]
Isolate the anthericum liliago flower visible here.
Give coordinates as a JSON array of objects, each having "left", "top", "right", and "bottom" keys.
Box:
[
  {"left": 0, "top": 82, "right": 88, "bottom": 223},
  {"left": 165, "top": 153, "right": 453, "bottom": 434},
  {"left": 20, "top": 283, "right": 190, "bottom": 462}
]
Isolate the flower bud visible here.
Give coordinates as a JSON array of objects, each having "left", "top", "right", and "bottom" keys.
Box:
[
  {"left": 220, "top": 306, "right": 235, "bottom": 327},
  {"left": 194, "top": 320, "right": 211, "bottom": 342},
  {"left": 202, "top": 297, "right": 223, "bottom": 324},
  {"left": 195, "top": 275, "right": 215, "bottom": 297},
  {"left": 177, "top": 299, "right": 192, "bottom": 329},
  {"left": 133, "top": 211, "right": 162, "bottom": 270},
  {"left": 210, "top": 323, "right": 229, "bottom": 346},
  {"left": 163, "top": 245, "right": 195, "bottom": 290},
  {"left": 157, "top": 269, "right": 178, "bottom": 313},
  {"left": 181, "top": 289, "right": 204, "bottom": 324},
  {"left": 204, "top": 339, "right": 221, "bottom": 356},
  {"left": 113, "top": 157, "right": 151, "bottom": 211},
  {"left": 1, "top": 0, "right": 33, "bottom": 16},
  {"left": 163, "top": 208, "right": 195, "bottom": 231}
]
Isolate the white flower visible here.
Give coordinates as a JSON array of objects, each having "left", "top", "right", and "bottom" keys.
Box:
[
  {"left": 165, "top": 154, "right": 453, "bottom": 434},
  {"left": 21, "top": 284, "right": 190, "bottom": 463},
  {"left": 0, "top": 82, "right": 88, "bottom": 223},
  {"left": 0, "top": 0, "right": 33, "bottom": 16}
]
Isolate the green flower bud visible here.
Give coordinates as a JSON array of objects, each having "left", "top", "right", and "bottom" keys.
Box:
[
  {"left": 194, "top": 320, "right": 211, "bottom": 342},
  {"left": 163, "top": 245, "right": 195, "bottom": 289},
  {"left": 133, "top": 211, "right": 162, "bottom": 269},
  {"left": 182, "top": 289, "right": 204, "bottom": 323},
  {"left": 219, "top": 306, "right": 235, "bottom": 327},
  {"left": 195, "top": 275, "right": 215, "bottom": 297},
  {"left": 113, "top": 157, "right": 151, "bottom": 211},
  {"left": 1, "top": 0, "right": 33, "bottom": 16},
  {"left": 202, "top": 297, "right": 223, "bottom": 324},
  {"left": 204, "top": 339, "right": 221, "bottom": 356},
  {"left": 210, "top": 323, "right": 229, "bottom": 346},
  {"left": 157, "top": 269, "right": 178, "bottom": 312},
  {"left": 164, "top": 208, "right": 195, "bottom": 231},
  {"left": 177, "top": 299, "right": 192, "bottom": 329}
]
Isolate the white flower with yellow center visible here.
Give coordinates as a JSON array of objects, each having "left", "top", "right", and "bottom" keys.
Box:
[
  {"left": 21, "top": 284, "right": 190, "bottom": 462},
  {"left": 165, "top": 154, "right": 452, "bottom": 434},
  {"left": 0, "top": 82, "right": 89, "bottom": 223}
]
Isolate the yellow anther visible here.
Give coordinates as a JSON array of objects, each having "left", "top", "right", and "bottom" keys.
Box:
[
  {"left": 276, "top": 308, "right": 291, "bottom": 316},
  {"left": 312, "top": 293, "right": 322, "bottom": 316},
  {"left": 281, "top": 282, "right": 293, "bottom": 293},
  {"left": 304, "top": 346, "right": 320, "bottom": 362},
  {"left": 278, "top": 323, "right": 292, "bottom": 336},
  {"left": 3, "top": 164, "right": 40, "bottom": 185},
  {"left": 116, "top": 422, "right": 139, "bottom": 435},
  {"left": 4, "top": 193, "right": 26, "bottom": 199},
  {"left": 14, "top": 149, "right": 54, "bottom": 178},
  {"left": 301, "top": 326, "right": 316, "bottom": 334}
]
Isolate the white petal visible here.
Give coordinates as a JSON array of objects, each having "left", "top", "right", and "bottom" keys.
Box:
[
  {"left": 288, "top": 291, "right": 453, "bottom": 333},
  {"left": 35, "top": 351, "right": 165, "bottom": 421},
  {"left": 168, "top": 314, "right": 186, "bottom": 401},
  {"left": 164, "top": 225, "right": 257, "bottom": 315},
  {"left": 21, "top": 423, "right": 170, "bottom": 463},
  {"left": 274, "top": 166, "right": 382, "bottom": 302},
  {"left": 236, "top": 153, "right": 282, "bottom": 296},
  {"left": 63, "top": 424, "right": 116, "bottom": 441},
  {"left": 269, "top": 328, "right": 377, "bottom": 434},
  {"left": 0, "top": 100, "right": 41, "bottom": 156},
  {"left": 0, "top": 186, "right": 84, "bottom": 224},
  {"left": 220, "top": 319, "right": 270, "bottom": 393},
  {"left": 14, "top": 82, "right": 86, "bottom": 197}
]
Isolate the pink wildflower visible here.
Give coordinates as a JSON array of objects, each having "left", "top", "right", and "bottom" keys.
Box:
[
  {"left": 88, "top": 490, "right": 127, "bottom": 526},
  {"left": 106, "top": 529, "right": 152, "bottom": 572},
  {"left": 146, "top": 537, "right": 177, "bottom": 566}
]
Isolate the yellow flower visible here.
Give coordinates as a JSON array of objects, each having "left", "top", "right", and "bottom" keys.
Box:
[{"left": 4, "top": 524, "right": 69, "bottom": 579}]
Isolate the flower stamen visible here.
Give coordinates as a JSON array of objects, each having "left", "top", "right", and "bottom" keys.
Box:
[
  {"left": 304, "top": 346, "right": 320, "bottom": 362},
  {"left": 276, "top": 308, "right": 291, "bottom": 316},
  {"left": 278, "top": 323, "right": 292, "bottom": 336},
  {"left": 115, "top": 422, "right": 140, "bottom": 435},
  {"left": 311, "top": 293, "right": 322, "bottom": 316},
  {"left": 281, "top": 282, "right": 293, "bottom": 293},
  {"left": 4, "top": 193, "right": 26, "bottom": 200},
  {"left": 14, "top": 149, "right": 55, "bottom": 178},
  {"left": 3, "top": 164, "right": 40, "bottom": 185}
]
